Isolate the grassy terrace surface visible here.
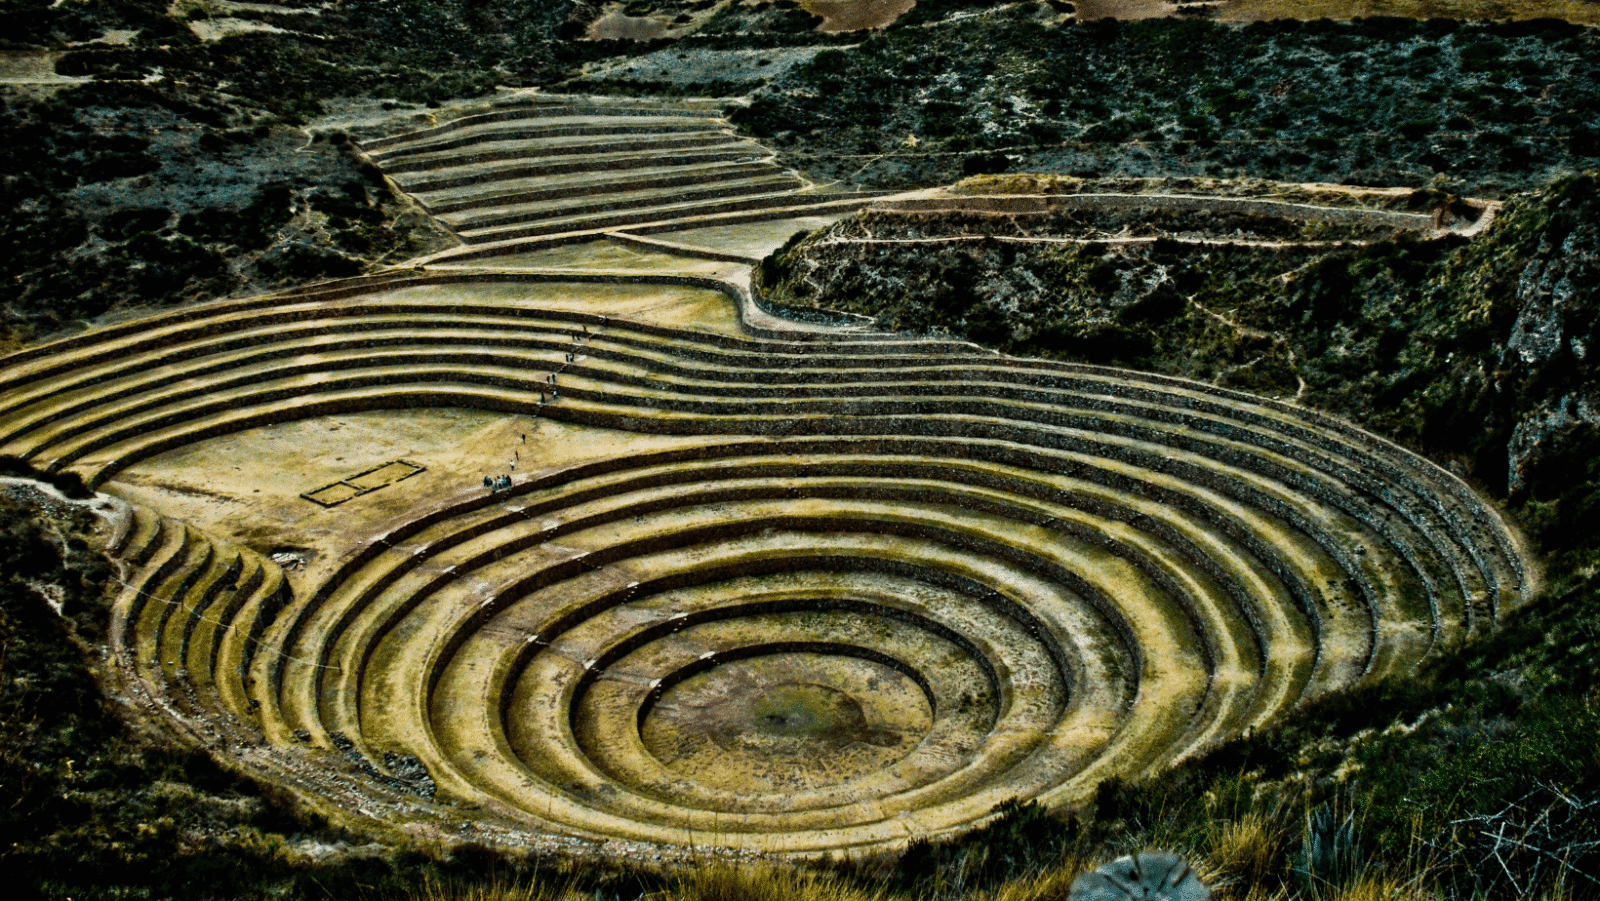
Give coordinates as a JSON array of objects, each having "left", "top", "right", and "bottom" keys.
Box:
[{"left": 0, "top": 248, "right": 1527, "bottom": 852}]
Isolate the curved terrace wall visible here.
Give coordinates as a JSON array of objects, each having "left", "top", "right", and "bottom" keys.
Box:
[{"left": 0, "top": 270, "right": 1530, "bottom": 855}]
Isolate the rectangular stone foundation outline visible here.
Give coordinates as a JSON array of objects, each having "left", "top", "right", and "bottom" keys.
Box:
[{"left": 302, "top": 460, "right": 427, "bottom": 508}]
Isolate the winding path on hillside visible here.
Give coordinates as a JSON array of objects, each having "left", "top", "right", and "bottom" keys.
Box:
[{"left": 0, "top": 96, "right": 1531, "bottom": 856}]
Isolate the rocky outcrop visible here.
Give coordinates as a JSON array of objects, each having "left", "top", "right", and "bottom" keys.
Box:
[{"left": 1494, "top": 176, "right": 1600, "bottom": 496}]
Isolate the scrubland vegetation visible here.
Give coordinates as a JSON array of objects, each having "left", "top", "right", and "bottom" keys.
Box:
[
  {"left": 3, "top": 1, "right": 1600, "bottom": 899},
  {"left": 757, "top": 169, "right": 1600, "bottom": 897},
  {"left": 1, "top": 0, "right": 610, "bottom": 350},
  {"left": 0, "top": 85, "right": 454, "bottom": 350},
  {"left": 727, "top": 11, "right": 1600, "bottom": 192},
  {"left": 762, "top": 172, "right": 1600, "bottom": 497}
]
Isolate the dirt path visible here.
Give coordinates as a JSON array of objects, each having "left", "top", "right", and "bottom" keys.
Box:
[{"left": 815, "top": 233, "right": 1379, "bottom": 249}]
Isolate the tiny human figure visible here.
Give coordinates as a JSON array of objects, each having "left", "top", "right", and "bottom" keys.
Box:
[
  {"left": 539, "top": 392, "right": 545, "bottom": 403},
  {"left": 520, "top": 433, "right": 526, "bottom": 443},
  {"left": 483, "top": 476, "right": 492, "bottom": 488}
]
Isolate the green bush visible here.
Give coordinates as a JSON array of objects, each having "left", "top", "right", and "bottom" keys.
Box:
[
  {"left": 1396, "top": 120, "right": 1434, "bottom": 140},
  {"left": 1459, "top": 39, "right": 1509, "bottom": 73},
  {"left": 96, "top": 208, "right": 172, "bottom": 241}
]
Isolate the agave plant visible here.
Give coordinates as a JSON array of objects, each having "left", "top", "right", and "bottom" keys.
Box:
[
  {"left": 1295, "top": 804, "right": 1366, "bottom": 897},
  {"left": 1067, "top": 851, "right": 1210, "bottom": 901}
]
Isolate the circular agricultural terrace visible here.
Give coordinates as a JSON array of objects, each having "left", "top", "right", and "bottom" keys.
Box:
[{"left": 0, "top": 96, "right": 1531, "bottom": 856}]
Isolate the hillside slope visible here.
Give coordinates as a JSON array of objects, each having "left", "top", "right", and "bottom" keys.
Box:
[
  {"left": 762, "top": 172, "right": 1600, "bottom": 896},
  {"left": 762, "top": 173, "right": 1600, "bottom": 502}
]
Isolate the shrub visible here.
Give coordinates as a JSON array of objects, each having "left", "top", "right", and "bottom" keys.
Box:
[
  {"left": 96, "top": 208, "right": 172, "bottom": 241},
  {"left": 261, "top": 243, "right": 362, "bottom": 280},
  {"left": 1396, "top": 120, "right": 1434, "bottom": 140},
  {"left": 0, "top": 456, "right": 92, "bottom": 499},
  {"left": 962, "top": 152, "right": 1012, "bottom": 175}
]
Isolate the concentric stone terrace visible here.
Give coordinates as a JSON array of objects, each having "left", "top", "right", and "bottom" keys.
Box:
[
  {"left": 362, "top": 96, "right": 887, "bottom": 266},
  {"left": 0, "top": 265, "right": 1529, "bottom": 854}
]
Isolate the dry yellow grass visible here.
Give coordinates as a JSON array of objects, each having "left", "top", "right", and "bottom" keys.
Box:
[
  {"left": 969, "top": 852, "right": 1096, "bottom": 901},
  {"left": 406, "top": 874, "right": 590, "bottom": 901},
  {"left": 1317, "top": 873, "right": 1433, "bottom": 901},
  {"left": 669, "top": 862, "right": 892, "bottom": 901},
  {"left": 1213, "top": 0, "right": 1600, "bottom": 25},
  {"left": 1204, "top": 812, "right": 1290, "bottom": 890}
]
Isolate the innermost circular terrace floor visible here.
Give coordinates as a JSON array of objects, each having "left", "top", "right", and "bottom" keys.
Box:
[{"left": 641, "top": 653, "right": 933, "bottom": 794}]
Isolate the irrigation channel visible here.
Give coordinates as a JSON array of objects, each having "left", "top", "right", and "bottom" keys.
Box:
[{"left": 0, "top": 96, "right": 1531, "bottom": 857}]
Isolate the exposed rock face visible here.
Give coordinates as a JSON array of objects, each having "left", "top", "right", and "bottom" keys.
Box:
[
  {"left": 1502, "top": 187, "right": 1599, "bottom": 374},
  {"left": 1497, "top": 183, "right": 1600, "bottom": 494},
  {"left": 382, "top": 752, "right": 437, "bottom": 800},
  {"left": 1509, "top": 393, "right": 1600, "bottom": 496}
]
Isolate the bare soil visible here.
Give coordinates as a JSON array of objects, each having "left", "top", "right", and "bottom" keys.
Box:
[
  {"left": 801, "top": 0, "right": 918, "bottom": 32},
  {"left": 0, "top": 51, "right": 88, "bottom": 85},
  {"left": 1073, "top": 0, "right": 1179, "bottom": 19},
  {"left": 1214, "top": 0, "right": 1600, "bottom": 22},
  {"left": 588, "top": 10, "right": 672, "bottom": 41}
]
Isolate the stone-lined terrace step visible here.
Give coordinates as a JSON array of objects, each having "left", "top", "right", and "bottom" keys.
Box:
[{"left": 0, "top": 255, "right": 1527, "bottom": 854}]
